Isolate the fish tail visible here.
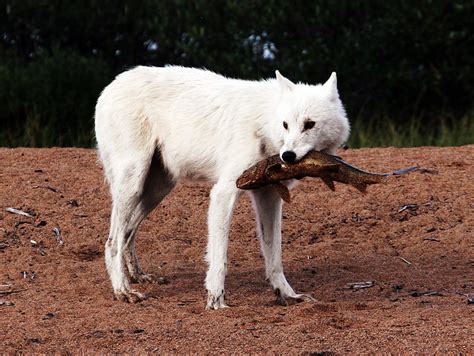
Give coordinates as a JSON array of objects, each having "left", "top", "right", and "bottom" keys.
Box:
[{"left": 391, "top": 166, "right": 419, "bottom": 175}]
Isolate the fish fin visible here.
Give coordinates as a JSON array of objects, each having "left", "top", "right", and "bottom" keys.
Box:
[
  {"left": 273, "top": 183, "right": 291, "bottom": 203},
  {"left": 321, "top": 177, "right": 336, "bottom": 191},
  {"left": 353, "top": 183, "right": 368, "bottom": 193}
]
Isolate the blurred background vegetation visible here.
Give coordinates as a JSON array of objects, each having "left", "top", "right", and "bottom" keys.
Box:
[{"left": 0, "top": 1, "right": 473, "bottom": 147}]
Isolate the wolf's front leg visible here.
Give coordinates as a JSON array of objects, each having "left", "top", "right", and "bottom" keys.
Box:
[
  {"left": 251, "top": 186, "right": 315, "bottom": 305},
  {"left": 205, "top": 181, "right": 240, "bottom": 309}
]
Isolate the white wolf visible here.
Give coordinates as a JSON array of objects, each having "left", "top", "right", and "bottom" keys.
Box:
[{"left": 95, "top": 66, "right": 349, "bottom": 309}]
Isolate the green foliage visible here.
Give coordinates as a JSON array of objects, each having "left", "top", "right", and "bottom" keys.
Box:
[
  {"left": 0, "top": 1, "right": 473, "bottom": 147},
  {"left": 349, "top": 113, "right": 474, "bottom": 148},
  {"left": 0, "top": 48, "right": 111, "bottom": 146}
]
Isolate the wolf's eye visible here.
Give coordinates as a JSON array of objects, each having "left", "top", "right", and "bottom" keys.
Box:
[
  {"left": 303, "top": 120, "right": 315, "bottom": 131},
  {"left": 283, "top": 121, "right": 288, "bottom": 130}
]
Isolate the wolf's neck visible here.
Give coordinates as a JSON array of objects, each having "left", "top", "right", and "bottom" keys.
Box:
[
  {"left": 252, "top": 81, "right": 283, "bottom": 155},
  {"left": 218, "top": 79, "right": 283, "bottom": 156}
]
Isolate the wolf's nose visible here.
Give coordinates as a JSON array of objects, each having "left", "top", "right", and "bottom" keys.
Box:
[{"left": 281, "top": 151, "right": 296, "bottom": 163}]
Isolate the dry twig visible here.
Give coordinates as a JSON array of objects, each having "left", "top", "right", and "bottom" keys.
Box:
[
  {"left": 32, "top": 185, "right": 59, "bottom": 193},
  {"left": 0, "top": 285, "right": 26, "bottom": 295},
  {"left": 347, "top": 281, "right": 375, "bottom": 289},
  {"left": 400, "top": 257, "right": 412, "bottom": 265},
  {"left": 0, "top": 300, "right": 14, "bottom": 306},
  {"left": 5, "top": 207, "right": 34, "bottom": 218}
]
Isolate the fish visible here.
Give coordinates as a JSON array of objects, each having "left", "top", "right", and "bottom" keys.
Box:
[{"left": 236, "top": 150, "right": 418, "bottom": 203}]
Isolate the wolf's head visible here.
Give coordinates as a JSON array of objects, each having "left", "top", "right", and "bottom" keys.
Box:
[{"left": 274, "top": 71, "right": 350, "bottom": 162}]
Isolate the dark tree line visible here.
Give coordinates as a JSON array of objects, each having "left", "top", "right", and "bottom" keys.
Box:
[{"left": 1, "top": 1, "right": 473, "bottom": 146}]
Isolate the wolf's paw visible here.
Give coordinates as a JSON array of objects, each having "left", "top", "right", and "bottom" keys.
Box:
[
  {"left": 114, "top": 289, "right": 147, "bottom": 303},
  {"left": 206, "top": 290, "right": 228, "bottom": 310},
  {"left": 274, "top": 288, "right": 316, "bottom": 306},
  {"left": 130, "top": 271, "right": 154, "bottom": 284}
]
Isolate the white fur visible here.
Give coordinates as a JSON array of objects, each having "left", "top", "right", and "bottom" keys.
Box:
[{"left": 95, "top": 66, "right": 350, "bottom": 308}]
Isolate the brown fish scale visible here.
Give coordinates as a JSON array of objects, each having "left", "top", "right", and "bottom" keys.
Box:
[{"left": 236, "top": 150, "right": 404, "bottom": 201}]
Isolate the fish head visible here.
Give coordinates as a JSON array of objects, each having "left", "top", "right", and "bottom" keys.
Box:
[
  {"left": 236, "top": 157, "right": 281, "bottom": 189},
  {"left": 236, "top": 161, "right": 266, "bottom": 189}
]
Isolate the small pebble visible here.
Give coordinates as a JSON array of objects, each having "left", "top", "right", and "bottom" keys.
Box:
[
  {"left": 67, "top": 199, "right": 79, "bottom": 207},
  {"left": 92, "top": 330, "right": 106, "bottom": 338},
  {"left": 157, "top": 277, "right": 169, "bottom": 285},
  {"left": 42, "top": 312, "right": 55, "bottom": 320}
]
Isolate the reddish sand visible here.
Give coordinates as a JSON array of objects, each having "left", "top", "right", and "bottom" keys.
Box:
[{"left": 0, "top": 146, "right": 473, "bottom": 353}]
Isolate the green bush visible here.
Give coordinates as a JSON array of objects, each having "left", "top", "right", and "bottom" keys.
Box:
[
  {"left": 0, "top": 1, "right": 473, "bottom": 147},
  {"left": 349, "top": 113, "right": 474, "bottom": 148},
  {"left": 0, "top": 49, "right": 112, "bottom": 146}
]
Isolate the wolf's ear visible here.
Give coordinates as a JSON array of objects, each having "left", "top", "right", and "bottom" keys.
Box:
[
  {"left": 275, "top": 70, "right": 295, "bottom": 92},
  {"left": 322, "top": 72, "right": 339, "bottom": 102}
]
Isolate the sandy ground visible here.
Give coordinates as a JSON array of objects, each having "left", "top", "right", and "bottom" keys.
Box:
[{"left": 0, "top": 146, "right": 473, "bottom": 353}]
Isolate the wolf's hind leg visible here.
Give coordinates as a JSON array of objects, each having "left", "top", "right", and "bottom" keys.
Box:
[
  {"left": 105, "top": 149, "right": 174, "bottom": 302},
  {"left": 105, "top": 187, "right": 146, "bottom": 302},
  {"left": 124, "top": 150, "right": 175, "bottom": 283}
]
